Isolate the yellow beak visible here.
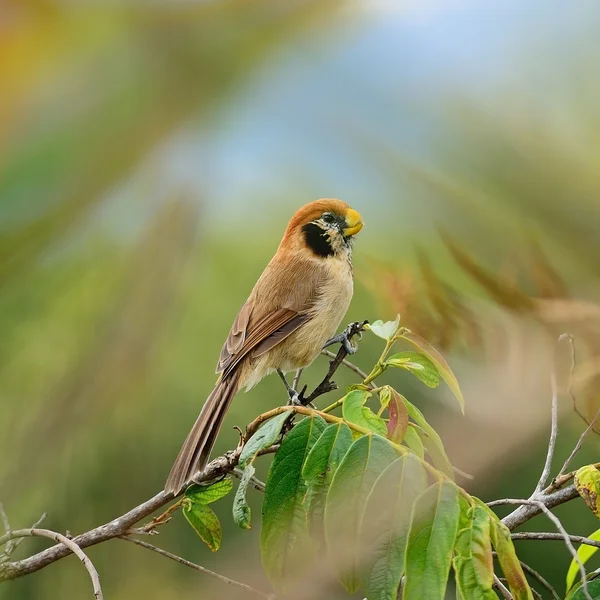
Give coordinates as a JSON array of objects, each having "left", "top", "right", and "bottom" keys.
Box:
[{"left": 343, "top": 208, "right": 364, "bottom": 237}]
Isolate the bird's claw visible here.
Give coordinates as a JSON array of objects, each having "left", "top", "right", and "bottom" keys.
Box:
[
  {"left": 324, "top": 321, "right": 367, "bottom": 355},
  {"left": 287, "top": 391, "right": 303, "bottom": 406}
]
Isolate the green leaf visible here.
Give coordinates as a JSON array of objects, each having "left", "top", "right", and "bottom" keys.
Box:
[
  {"left": 403, "top": 481, "right": 460, "bottom": 600},
  {"left": 233, "top": 465, "right": 255, "bottom": 530},
  {"left": 325, "top": 434, "right": 399, "bottom": 593},
  {"left": 453, "top": 498, "right": 496, "bottom": 600},
  {"left": 566, "top": 528, "right": 600, "bottom": 591},
  {"left": 403, "top": 424, "right": 425, "bottom": 459},
  {"left": 575, "top": 465, "right": 600, "bottom": 517},
  {"left": 402, "top": 330, "right": 465, "bottom": 413},
  {"left": 387, "top": 351, "right": 441, "bottom": 388},
  {"left": 302, "top": 422, "right": 354, "bottom": 538},
  {"left": 185, "top": 477, "right": 233, "bottom": 504},
  {"left": 489, "top": 517, "right": 534, "bottom": 600},
  {"left": 367, "top": 315, "right": 400, "bottom": 341},
  {"left": 182, "top": 500, "right": 222, "bottom": 552},
  {"left": 260, "top": 415, "right": 327, "bottom": 591},
  {"left": 342, "top": 390, "right": 388, "bottom": 436},
  {"left": 386, "top": 387, "right": 409, "bottom": 444},
  {"left": 403, "top": 397, "right": 454, "bottom": 479},
  {"left": 239, "top": 411, "right": 291, "bottom": 467},
  {"left": 361, "top": 455, "right": 429, "bottom": 600},
  {"left": 565, "top": 576, "right": 600, "bottom": 600}
]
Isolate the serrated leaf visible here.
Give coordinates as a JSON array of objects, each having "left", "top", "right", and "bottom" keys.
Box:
[
  {"left": 566, "top": 528, "right": 600, "bottom": 592},
  {"left": 387, "top": 351, "right": 441, "bottom": 388},
  {"left": 240, "top": 411, "right": 291, "bottom": 467},
  {"left": 386, "top": 387, "right": 409, "bottom": 444},
  {"left": 403, "top": 397, "right": 454, "bottom": 479},
  {"left": 182, "top": 500, "right": 222, "bottom": 552},
  {"left": 302, "top": 422, "right": 354, "bottom": 539},
  {"left": 403, "top": 424, "right": 425, "bottom": 459},
  {"left": 565, "top": 577, "right": 600, "bottom": 600},
  {"left": 260, "top": 415, "right": 327, "bottom": 591},
  {"left": 575, "top": 465, "right": 600, "bottom": 517},
  {"left": 342, "top": 390, "right": 388, "bottom": 436},
  {"left": 233, "top": 465, "right": 255, "bottom": 530},
  {"left": 453, "top": 497, "right": 496, "bottom": 600},
  {"left": 489, "top": 517, "right": 534, "bottom": 600},
  {"left": 361, "top": 455, "right": 429, "bottom": 600},
  {"left": 367, "top": 315, "right": 400, "bottom": 340},
  {"left": 402, "top": 330, "right": 465, "bottom": 413},
  {"left": 325, "top": 434, "right": 399, "bottom": 593},
  {"left": 185, "top": 477, "right": 233, "bottom": 504},
  {"left": 403, "top": 481, "right": 460, "bottom": 600}
]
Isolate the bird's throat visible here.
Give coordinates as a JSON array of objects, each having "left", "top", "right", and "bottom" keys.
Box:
[{"left": 302, "top": 222, "right": 335, "bottom": 257}]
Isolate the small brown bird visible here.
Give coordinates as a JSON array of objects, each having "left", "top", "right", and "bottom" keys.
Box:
[{"left": 165, "top": 198, "right": 363, "bottom": 494}]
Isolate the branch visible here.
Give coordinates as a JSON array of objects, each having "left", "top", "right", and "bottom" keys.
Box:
[
  {"left": 1, "top": 528, "right": 103, "bottom": 599},
  {"left": 493, "top": 575, "right": 513, "bottom": 600},
  {"left": 301, "top": 321, "right": 368, "bottom": 404},
  {"left": 511, "top": 531, "right": 600, "bottom": 549},
  {"left": 232, "top": 467, "right": 266, "bottom": 493},
  {"left": 0, "top": 449, "right": 242, "bottom": 582},
  {"left": 0, "top": 324, "right": 369, "bottom": 584},
  {"left": 320, "top": 349, "right": 372, "bottom": 385},
  {"left": 557, "top": 406, "right": 600, "bottom": 479},
  {"left": 121, "top": 537, "right": 273, "bottom": 599},
  {"left": 534, "top": 339, "right": 561, "bottom": 493}
]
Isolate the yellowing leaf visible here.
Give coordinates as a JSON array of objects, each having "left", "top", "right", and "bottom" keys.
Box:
[
  {"left": 574, "top": 465, "right": 600, "bottom": 517},
  {"left": 489, "top": 515, "right": 534, "bottom": 600}
]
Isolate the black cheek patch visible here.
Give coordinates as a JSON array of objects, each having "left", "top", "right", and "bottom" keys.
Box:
[{"left": 302, "top": 222, "right": 334, "bottom": 257}]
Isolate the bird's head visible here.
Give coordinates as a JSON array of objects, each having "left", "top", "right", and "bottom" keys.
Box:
[{"left": 281, "top": 198, "right": 364, "bottom": 258}]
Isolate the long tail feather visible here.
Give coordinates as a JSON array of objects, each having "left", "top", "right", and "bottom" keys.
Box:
[{"left": 165, "top": 371, "right": 241, "bottom": 495}]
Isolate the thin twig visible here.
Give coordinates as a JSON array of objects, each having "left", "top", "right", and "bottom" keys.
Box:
[
  {"left": 2, "top": 528, "right": 103, "bottom": 599},
  {"left": 232, "top": 468, "right": 266, "bottom": 493},
  {"left": 519, "top": 560, "right": 560, "bottom": 600},
  {"left": 558, "top": 406, "right": 600, "bottom": 479},
  {"left": 320, "top": 349, "right": 373, "bottom": 386},
  {"left": 511, "top": 532, "right": 600, "bottom": 549},
  {"left": 301, "top": 321, "right": 368, "bottom": 405},
  {"left": 292, "top": 368, "right": 303, "bottom": 391},
  {"left": 535, "top": 335, "right": 567, "bottom": 493},
  {"left": 491, "top": 499, "right": 591, "bottom": 600},
  {"left": 493, "top": 574, "right": 513, "bottom": 599},
  {"left": 121, "top": 536, "right": 272, "bottom": 598},
  {"left": 0, "top": 510, "right": 47, "bottom": 563}
]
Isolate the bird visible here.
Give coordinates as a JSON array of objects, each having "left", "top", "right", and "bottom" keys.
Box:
[{"left": 164, "top": 198, "right": 363, "bottom": 495}]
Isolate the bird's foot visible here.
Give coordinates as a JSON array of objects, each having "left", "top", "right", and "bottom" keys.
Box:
[
  {"left": 277, "top": 369, "right": 308, "bottom": 406},
  {"left": 323, "top": 321, "right": 368, "bottom": 355}
]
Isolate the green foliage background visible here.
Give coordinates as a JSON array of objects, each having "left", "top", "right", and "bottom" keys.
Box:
[{"left": 2, "top": 1, "right": 600, "bottom": 598}]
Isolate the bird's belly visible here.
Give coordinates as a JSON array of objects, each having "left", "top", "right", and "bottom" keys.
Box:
[
  {"left": 272, "top": 267, "right": 353, "bottom": 372},
  {"left": 241, "top": 260, "right": 354, "bottom": 391}
]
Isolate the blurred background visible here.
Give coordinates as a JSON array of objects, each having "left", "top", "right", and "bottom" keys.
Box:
[{"left": 2, "top": 0, "right": 600, "bottom": 598}]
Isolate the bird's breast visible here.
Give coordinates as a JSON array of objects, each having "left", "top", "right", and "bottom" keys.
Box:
[{"left": 278, "top": 258, "right": 354, "bottom": 371}]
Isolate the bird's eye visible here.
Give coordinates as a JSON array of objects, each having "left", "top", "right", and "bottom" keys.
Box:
[{"left": 322, "top": 213, "right": 336, "bottom": 224}]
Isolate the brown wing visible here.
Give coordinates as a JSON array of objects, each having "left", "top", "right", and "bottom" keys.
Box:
[
  {"left": 216, "top": 253, "right": 325, "bottom": 379},
  {"left": 216, "top": 303, "right": 308, "bottom": 379}
]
